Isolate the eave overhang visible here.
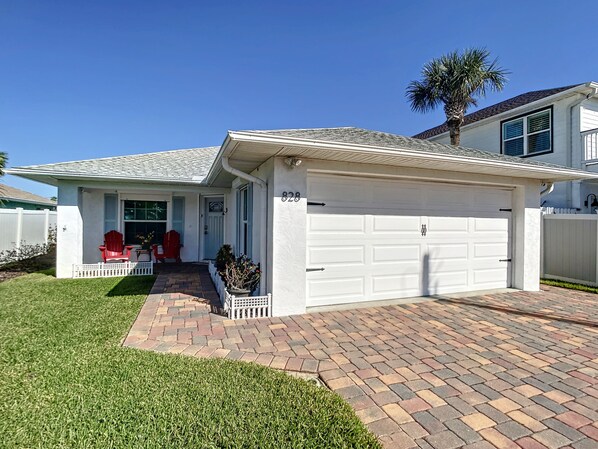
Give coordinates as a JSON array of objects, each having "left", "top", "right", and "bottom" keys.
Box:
[{"left": 206, "top": 131, "right": 598, "bottom": 186}]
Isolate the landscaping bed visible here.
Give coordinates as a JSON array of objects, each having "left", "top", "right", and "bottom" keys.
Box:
[{"left": 0, "top": 272, "right": 380, "bottom": 448}]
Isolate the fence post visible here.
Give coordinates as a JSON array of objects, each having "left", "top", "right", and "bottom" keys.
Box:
[
  {"left": 43, "top": 209, "right": 50, "bottom": 244},
  {"left": 15, "top": 208, "right": 23, "bottom": 251}
]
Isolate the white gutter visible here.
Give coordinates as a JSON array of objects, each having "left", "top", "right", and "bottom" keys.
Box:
[
  {"left": 221, "top": 156, "right": 266, "bottom": 188},
  {"left": 220, "top": 154, "right": 268, "bottom": 296},
  {"left": 227, "top": 131, "right": 598, "bottom": 182},
  {"left": 541, "top": 182, "right": 554, "bottom": 197}
]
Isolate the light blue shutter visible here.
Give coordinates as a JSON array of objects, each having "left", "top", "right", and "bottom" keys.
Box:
[
  {"left": 172, "top": 197, "right": 185, "bottom": 243},
  {"left": 247, "top": 183, "right": 253, "bottom": 258},
  {"left": 104, "top": 194, "right": 118, "bottom": 233}
]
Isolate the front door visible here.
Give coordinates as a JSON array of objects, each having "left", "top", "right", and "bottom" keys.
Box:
[{"left": 204, "top": 197, "right": 224, "bottom": 259}]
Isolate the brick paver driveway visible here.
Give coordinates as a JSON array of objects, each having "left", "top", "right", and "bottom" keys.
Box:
[{"left": 125, "top": 265, "right": 598, "bottom": 449}]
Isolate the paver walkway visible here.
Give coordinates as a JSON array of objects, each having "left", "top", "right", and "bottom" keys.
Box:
[{"left": 124, "top": 265, "right": 598, "bottom": 449}]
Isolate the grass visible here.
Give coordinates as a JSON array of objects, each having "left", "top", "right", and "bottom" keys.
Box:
[
  {"left": 541, "top": 278, "right": 598, "bottom": 294},
  {"left": 0, "top": 272, "right": 380, "bottom": 449}
]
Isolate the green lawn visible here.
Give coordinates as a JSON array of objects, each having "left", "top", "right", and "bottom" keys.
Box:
[
  {"left": 0, "top": 272, "right": 380, "bottom": 449},
  {"left": 541, "top": 278, "right": 598, "bottom": 294}
]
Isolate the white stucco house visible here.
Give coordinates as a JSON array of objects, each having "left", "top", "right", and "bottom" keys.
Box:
[
  {"left": 7, "top": 127, "right": 597, "bottom": 316},
  {"left": 414, "top": 82, "right": 598, "bottom": 212}
]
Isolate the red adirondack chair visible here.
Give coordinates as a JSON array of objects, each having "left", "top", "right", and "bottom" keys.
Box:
[
  {"left": 99, "top": 230, "right": 134, "bottom": 263},
  {"left": 152, "top": 230, "right": 182, "bottom": 263}
]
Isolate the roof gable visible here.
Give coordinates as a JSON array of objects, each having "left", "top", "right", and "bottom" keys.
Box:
[{"left": 413, "top": 84, "right": 581, "bottom": 140}]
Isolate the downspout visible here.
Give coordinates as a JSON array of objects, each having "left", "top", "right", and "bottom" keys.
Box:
[
  {"left": 221, "top": 156, "right": 269, "bottom": 295},
  {"left": 568, "top": 86, "right": 598, "bottom": 208},
  {"left": 540, "top": 182, "right": 554, "bottom": 198}
]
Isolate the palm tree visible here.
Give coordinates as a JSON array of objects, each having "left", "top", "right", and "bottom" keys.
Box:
[
  {"left": 407, "top": 48, "right": 508, "bottom": 146},
  {"left": 0, "top": 152, "right": 6, "bottom": 177}
]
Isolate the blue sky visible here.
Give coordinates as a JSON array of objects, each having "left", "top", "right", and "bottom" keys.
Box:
[{"left": 2, "top": 0, "right": 597, "bottom": 198}]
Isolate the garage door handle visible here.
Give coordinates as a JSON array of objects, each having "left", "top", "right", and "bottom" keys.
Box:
[
  {"left": 499, "top": 259, "right": 512, "bottom": 262},
  {"left": 306, "top": 267, "right": 325, "bottom": 272}
]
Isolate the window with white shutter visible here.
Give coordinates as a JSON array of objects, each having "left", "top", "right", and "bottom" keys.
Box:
[{"left": 501, "top": 107, "right": 552, "bottom": 157}]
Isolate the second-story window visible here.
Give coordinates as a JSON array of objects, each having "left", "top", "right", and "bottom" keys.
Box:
[{"left": 502, "top": 108, "right": 552, "bottom": 157}]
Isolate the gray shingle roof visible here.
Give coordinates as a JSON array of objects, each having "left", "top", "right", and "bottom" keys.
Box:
[
  {"left": 413, "top": 84, "right": 580, "bottom": 140},
  {"left": 15, "top": 146, "right": 220, "bottom": 183},
  {"left": 0, "top": 184, "right": 55, "bottom": 205},
  {"left": 246, "top": 127, "right": 569, "bottom": 170}
]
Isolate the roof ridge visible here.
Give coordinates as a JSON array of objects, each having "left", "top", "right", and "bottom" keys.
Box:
[{"left": 17, "top": 146, "right": 220, "bottom": 169}]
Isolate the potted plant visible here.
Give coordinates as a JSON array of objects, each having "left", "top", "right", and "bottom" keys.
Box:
[
  {"left": 224, "top": 255, "right": 260, "bottom": 297},
  {"left": 136, "top": 231, "right": 155, "bottom": 250}
]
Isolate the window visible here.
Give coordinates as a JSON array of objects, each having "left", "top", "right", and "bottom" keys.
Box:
[
  {"left": 237, "top": 185, "right": 252, "bottom": 256},
  {"left": 123, "top": 200, "right": 167, "bottom": 245},
  {"left": 502, "top": 107, "right": 552, "bottom": 157}
]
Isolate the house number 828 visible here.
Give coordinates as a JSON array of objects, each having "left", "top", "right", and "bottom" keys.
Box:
[{"left": 281, "top": 191, "right": 301, "bottom": 202}]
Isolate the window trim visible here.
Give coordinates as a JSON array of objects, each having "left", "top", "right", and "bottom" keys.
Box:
[{"left": 500, "top": 105, "right": 554, "bottom": 158}]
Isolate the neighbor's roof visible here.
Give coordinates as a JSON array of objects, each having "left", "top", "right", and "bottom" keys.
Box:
[
  {"left": 7, "top": 146, "right": 220, "bottom": 186},
  {"left": 0, "top": 184, "right": 55, "bottom": 205},
  {"left": 413, "top": 84, "right": 581, "bottom": 140}
]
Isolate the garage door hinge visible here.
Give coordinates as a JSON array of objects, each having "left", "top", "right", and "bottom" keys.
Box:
[
  {"left": 307, "top": 201, "right": 326, "bottom": 206},
  {"left": 306, "top": 267, "right": 325, "bottom": 272},
  {"left": 499, "top": 208, "right": 512, "bottom": 212},
  {"left": 499, "top": 259, "right": 512, "bottom": 262}
]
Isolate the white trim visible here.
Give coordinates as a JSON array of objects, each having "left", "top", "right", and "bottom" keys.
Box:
[{"left": 224, "top": 131, "right": 598, "bottom": 182}]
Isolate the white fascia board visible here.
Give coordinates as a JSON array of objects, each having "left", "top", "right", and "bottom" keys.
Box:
[
  {"left": 227, "top": 131, "right": 598, "bottom": 182},
  {"left": 430, "top": 82, "right": 598, "bottom": 139},
  {"left": 5, "top": 168, "right": 208, "bottom": 186}
]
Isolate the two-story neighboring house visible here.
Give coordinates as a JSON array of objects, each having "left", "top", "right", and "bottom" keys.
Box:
[{"left": 414, "top": 82, "right": 598, "bottom": 212}]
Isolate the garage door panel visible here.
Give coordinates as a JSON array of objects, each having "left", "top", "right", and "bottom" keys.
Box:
[
  {"left": 427, "top": 244, "right": 469, "bottom": 262},
  {"left": 474, "top": 217, "right": 509, "bottom": 232},
  {"left": 372, "top": 245, "right": 420, "bottom": 264},
  {"left": 306, "top": 174, "right": 511, "bottom": 307},
  {"left": 428, "top": 216, "right": 469, "bottom": 233},
  {"left": 307, "top": 277, "right": 365, "bottom": 305},
  {"left": 308, "top": 214, "right": 365, "bottom": 233},
  {"left": 474, "top": 242, "right": 508, "bottom": 258},
  {"left": 372, "top": 274, "right": 420, "bottom": 296},
  {"left": 372, "top": 215, "right": 421, "bottom": 233},
  {"left": 308, "top": 246, "right": 365, "bottom": 266}
]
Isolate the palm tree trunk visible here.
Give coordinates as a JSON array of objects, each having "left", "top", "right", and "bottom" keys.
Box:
[{"left": 447, "top": 121, "right": 461, "bottom": 146}]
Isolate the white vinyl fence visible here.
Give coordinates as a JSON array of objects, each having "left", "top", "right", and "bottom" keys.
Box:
[
  {"left": 208, "top": 261, "right": 272, "bottom": 319},
  {"left": 72, "top": 262, "right": 153, "bottom": 278},
  {"left": 0, "top": 208, "right": 57, "bottom": 253},
  {"left": 542, "top": 214, "right": 598, "bottom": 285}
]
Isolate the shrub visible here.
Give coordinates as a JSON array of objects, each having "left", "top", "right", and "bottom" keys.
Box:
[
  {"left": 224, "top": 255, "right": 260, "bottom": 293},
  {"left": 0, "top": 226, "right": 56, "bottom": 272},
  {"left": 215, "top": 244, "right": 235, "bottom": 274}
]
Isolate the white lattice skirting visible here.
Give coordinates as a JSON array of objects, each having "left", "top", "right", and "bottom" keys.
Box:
[
  {"left": 72, "top": 262, "right": 153, "bottom": 278},
  {"left": 208, "top": 261, "right": 272, "bottom": 319}
]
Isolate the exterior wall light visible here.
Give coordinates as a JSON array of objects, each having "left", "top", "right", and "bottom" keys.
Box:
[
  {"left": 284, "top": 157, "right": 302, "bottom": 168},
  {"left": 584, "top": 193, "right": 598, "bottom": 208}
]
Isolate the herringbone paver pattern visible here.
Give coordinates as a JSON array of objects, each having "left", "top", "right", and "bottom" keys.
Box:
[{"left": 124, "top": 265, "right": 598, "bottom": 449}]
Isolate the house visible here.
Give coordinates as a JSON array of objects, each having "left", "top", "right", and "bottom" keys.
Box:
[
  {"left": 7, "top": 127, "right": 597, "bottom": 316},
  {"left": 414, "top": 82, "right": 598, "bottom": 212},
  {"left": 0, "top": 184, "right": 56, "bottom": 210}
]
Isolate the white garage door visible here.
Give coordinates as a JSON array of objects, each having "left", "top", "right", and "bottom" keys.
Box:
[{"left": 306, "top": 174, "right": 512, "bottom": 307}]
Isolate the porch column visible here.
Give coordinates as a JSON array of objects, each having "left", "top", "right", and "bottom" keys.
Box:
[
  {"left": 269, "top": 157, "right": 308, "bottom": 316},
  {"left": 56, "top": 183, "right": 83, "bottom": 278},
  {"left": 512, "top": 181, "right": 541, "bottom": 291}
]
